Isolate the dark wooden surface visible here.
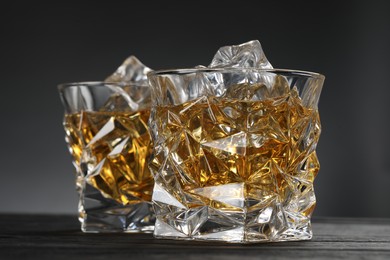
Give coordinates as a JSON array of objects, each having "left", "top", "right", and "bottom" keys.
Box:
[{"left": 0, "top": 215, "right": 389, "bottom": 259}]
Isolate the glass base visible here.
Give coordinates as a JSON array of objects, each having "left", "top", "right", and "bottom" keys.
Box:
[
  {"left": 79, "top": 183, "right": 155, "bottom": 233},
  {"left": 153, "top": 204, "right": 313, "bottom": 243}
]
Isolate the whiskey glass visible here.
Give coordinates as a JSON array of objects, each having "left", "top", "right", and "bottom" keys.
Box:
[
  {"left": 58, "top": 81, "right": 155, "bottom": 232},
  {"left": 148, "top": 68, "right": 324, "bottom": 242}
]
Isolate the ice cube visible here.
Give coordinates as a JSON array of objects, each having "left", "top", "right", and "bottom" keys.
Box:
[
  {"left": 208, "top": 40, "right": 273, "bottom": 69},
  {"left": 101, "top": 55, "right": 152, "bottom": 112},
  {"left": 100, "top": 84, "right": 141, "bottom": 112},
  {"left": 105, "top": 55, "right": 152, "bottom": 84},
  {"left": 204, "top": 40, "right": 292, "bottom": 101}
]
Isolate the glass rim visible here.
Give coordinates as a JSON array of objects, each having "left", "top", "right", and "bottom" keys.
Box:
[
  {"left": 147, "top": 68, "right": 325, "bottom": 80},
  {"left": 57, "top": 81, "right": 149, "bottom": 91}
]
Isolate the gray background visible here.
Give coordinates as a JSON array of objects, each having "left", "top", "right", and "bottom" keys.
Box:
[{"left": 1, "top": 1, "right": 389, "bottom": 217}]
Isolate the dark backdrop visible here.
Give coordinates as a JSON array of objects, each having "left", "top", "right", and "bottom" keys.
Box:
[{"left": 1, "top": 1, "right": 389, "bottom": 217}]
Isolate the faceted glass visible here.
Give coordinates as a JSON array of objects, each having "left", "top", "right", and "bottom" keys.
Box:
[
  {"left": 58, "top": 82, "right": 155, "bottom": 232},
  {"left": 148, "top": 68, "right": 324, "bottom": 243}
]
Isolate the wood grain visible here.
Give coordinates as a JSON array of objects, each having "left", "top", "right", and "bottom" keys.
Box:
[{"left": 0, "top": 215, "right": 389, "bottom": 259}]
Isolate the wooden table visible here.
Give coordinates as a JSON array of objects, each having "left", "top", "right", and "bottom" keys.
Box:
[{"left": 0, "top": 215, "right": 389, "bottom": 259}]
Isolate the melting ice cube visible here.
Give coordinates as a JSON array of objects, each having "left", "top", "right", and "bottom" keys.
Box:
[{"left": 208, "top": 40, "right": 273, "bottom": 69}]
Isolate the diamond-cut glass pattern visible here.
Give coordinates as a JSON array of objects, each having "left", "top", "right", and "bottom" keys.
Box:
[
  {"left": 148, "top": 70, "right": 324, "bottom": 242},
  {"left": 60, "top": 82, "right": 155, "bottom": 233}
]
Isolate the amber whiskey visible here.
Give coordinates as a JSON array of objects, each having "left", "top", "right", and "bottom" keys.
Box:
[
  {"left": 151, "top": 89, "right": 320, "bottom": 215},
  {"left": 64, "top": 109, "right": 153, "bottom": 205}
]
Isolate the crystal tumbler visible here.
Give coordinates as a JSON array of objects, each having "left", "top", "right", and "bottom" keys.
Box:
[
  {"left": 58, "top": 82, "right": 155, "bottom": 232},
  {"left": 148, "top": 68, "right": 325, "bottom": 242}
]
